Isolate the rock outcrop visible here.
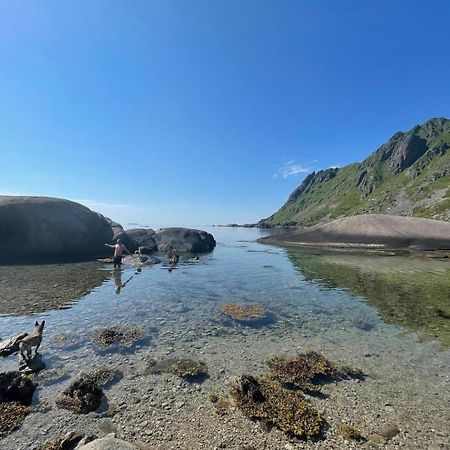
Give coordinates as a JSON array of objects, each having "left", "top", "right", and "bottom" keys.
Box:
[
  {"left": 0, "top": 196, "right": 116, "bottom": 262},
  {"left": 259, "top": 214, "right": 450, "bottom": 250},
  {"left": 153, "top": 227, "right": 216, "bottom": 253},
  {"left": 124, "top": 228, "right": 157, "bottom": 253},
  {"left": 0, "top": 196, "right": 217, "bottom": 263}
]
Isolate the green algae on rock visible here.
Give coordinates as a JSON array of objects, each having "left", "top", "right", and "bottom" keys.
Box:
[
  {"left": 266, "top": 351, "right": 364, "bottom": 393},
  {"left": 229, "top": 375, "right": 324, "bottom": 439}
]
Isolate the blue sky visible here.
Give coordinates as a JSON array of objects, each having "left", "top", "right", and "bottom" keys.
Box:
[{"left": 1, "top": 1, "right": 449, "bottom": 227}]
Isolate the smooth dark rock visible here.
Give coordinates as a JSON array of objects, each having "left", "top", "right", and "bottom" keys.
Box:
[
  {"left": 153, "top": 227, "right": 216, "bottom": 253},
  {"left": 124, "top": 228, "right": 157, "bottom": 253},
  {"left": 0, "top": 196, "right": 117, "bottom": 262},
  {"left": 0, "top": 371, "right": 37, "bottom": 405}
]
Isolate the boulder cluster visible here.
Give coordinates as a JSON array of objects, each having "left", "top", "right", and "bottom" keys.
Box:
[{"left": 0, "top": 196, "right": 216, "bottom": 262}]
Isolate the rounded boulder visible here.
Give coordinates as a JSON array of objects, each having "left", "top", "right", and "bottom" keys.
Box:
[
  {"left": 0, "top": 196, "right": 115, "bottom": 262},
  {"left": 153, "top": 227, "right": 216, "bottom": 253}
]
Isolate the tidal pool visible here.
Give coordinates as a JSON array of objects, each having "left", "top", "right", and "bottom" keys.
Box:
[{"left": 0, "top": 227, "right": 449, "bottom": 450}]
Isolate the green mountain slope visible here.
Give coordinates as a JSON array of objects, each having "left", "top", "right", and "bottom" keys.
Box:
[{"left": 259, "top": 117, "right": 450, "bottom": 227}]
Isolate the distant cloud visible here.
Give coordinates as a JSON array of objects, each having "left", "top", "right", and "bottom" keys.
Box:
[{"left": 274, "top": 160, "right": 311, "bottom": 179}]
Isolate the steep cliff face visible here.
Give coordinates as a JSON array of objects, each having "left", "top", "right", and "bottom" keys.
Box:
[{"left": 259, "top": 117, "right": 450, "bottom": 227}]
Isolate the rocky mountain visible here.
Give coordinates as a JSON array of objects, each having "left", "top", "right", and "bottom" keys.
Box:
[{"left": 259, "top": 117, "right": 450, "bottom": 227}]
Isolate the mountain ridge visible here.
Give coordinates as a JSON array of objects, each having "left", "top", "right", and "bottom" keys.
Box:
[{"left": 259, "top": 117, "right": 450, "bottom": 227}]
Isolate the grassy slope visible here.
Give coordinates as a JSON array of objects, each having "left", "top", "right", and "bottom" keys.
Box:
[{"left": 261, "top": 118, "right": 450, "bottom": 227}]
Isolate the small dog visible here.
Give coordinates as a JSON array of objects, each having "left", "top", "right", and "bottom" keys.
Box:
[{"left": 19, "top": 320, "right": 45, "bottom": 359}]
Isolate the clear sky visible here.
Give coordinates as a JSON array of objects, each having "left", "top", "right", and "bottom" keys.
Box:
[{"left": 1, "top": 1, "right": 449, "bottom": 227}]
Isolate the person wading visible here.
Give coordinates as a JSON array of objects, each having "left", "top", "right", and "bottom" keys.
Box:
[{"left": 105, "top": 239, "right": 131, "bottom": 269}]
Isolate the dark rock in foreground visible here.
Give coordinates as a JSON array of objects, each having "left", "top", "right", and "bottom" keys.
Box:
[
  {"left": 0, "top": 371, "right": 36, "bottom": 437},
  {"left": 55, "top": 374, "right": 103, "bottom": 414},
  {"left": 153, "top": 227, "right": 216, "bottom": 252},
  {"left": 0, "top": 196, "right": 116, "bottom": 263},
  {"left": 259, "top": 214, "right": 450, "bottom": 250},
  {"left": 0, "top": 371, "right": 37, "bottom": 405}
]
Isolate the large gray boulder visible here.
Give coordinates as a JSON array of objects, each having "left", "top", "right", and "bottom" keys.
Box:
[
  {"left": 154, "top": 227, "right": 216, "bottom": 253},
  {"left": 124, "top": 228, "right": 157, "bottom": 253},
  {"left": 0, "top": 196, "right": 116, "bottom": 262}
]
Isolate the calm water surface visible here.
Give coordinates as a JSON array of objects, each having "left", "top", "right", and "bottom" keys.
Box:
[{"left": 1, "top": 227, "right": 449, "bottom": 373}]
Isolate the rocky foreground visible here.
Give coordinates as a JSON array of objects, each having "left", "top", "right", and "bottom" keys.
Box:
[
  {"left": 258, "top": 214, "right": 450, "bottom": 250},
  {"left": 0, "top": 196, "right": 216, "bottom": 263}
]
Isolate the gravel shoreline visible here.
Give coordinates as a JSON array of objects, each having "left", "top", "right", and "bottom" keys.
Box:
[{"left": 1, "top": 318, "right": 449, "bottom": 450}]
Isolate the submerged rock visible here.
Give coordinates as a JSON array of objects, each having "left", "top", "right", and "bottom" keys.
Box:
[
  {"left": 55, "top": 374, "right": 103, "bottom": 414},
  {"left": 266, "top": 351, "right": 364, "bottom": 393},
  {"left": 91, "top": 325, "right": 146, "bottom": 349},
  {"left": 219, "top": 303, "right": 265, "bottom": 321},
  {"left": 229, "top": 375, "right": 324, "bottom": 439}
]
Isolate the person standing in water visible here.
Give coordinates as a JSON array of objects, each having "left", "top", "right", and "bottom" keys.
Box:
[{"left": 105, "top": 239, "right": 131, "bottom": 269}]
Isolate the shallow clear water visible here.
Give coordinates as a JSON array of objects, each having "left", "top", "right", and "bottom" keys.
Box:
[{"left": 1, "top": 226, "right": 449, "bottom": 373}]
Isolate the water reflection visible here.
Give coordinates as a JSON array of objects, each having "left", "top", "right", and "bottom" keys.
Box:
[
  {"left": 112, "top": 269, "right": 135, "bottom": 294},
  {"left": 286, "top": 248, "right": 450, "bottom": 348},
  {"left": 0, "top": 262, "right": 109, "bottom": 316}
]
